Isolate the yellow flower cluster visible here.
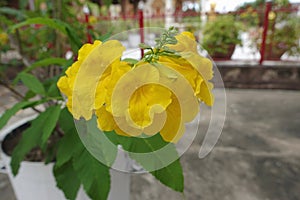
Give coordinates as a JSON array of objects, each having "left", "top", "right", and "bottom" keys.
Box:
[{"left": 57, "top": 32, "right": 214, "bottom": 143}]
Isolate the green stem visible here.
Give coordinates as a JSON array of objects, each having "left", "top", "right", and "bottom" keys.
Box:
[{"left": 0, "top": 79, "right": 42, "bottom": 114}]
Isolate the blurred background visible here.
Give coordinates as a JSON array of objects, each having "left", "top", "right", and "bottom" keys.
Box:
[{"left": 0, "top": 0, "right": 300, "bottom": 200}]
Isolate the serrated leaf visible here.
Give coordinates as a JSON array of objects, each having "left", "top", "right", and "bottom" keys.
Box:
[
  {"left": 44, "top": 142, "right": 58, "bottom": 164},
  {"left": 150, "top": 159, "right": 184, "bottom": 192},
  {"left": 54, "top": 160, "right": 81, "bottom": 200},
  {"left": 56, "top": 110, "right": 112, "bottom": 200},
  {"left": 40, "top": 105, "right": 61, "bottom": 148},
  {"left": 106, "top": 132, "right": 184, "bottom": 192},
  {"left": 19, "top": 73, "right": 45, "bottom": 95},
  {"left": 55, "top": 108, "right": 81, "bottom": 167},
  {"left": 58, "top": 108, "right": 75, "bottom": 133},
  {"left": 76, "top": 116, "right": 117, "bottom": 167},
  {"left": 55, "top": 109, "right": 85, "bottom": 199},
  {"left": 10, "top": 106, "right": 60, "bottom": 175},
  {"left": 73, "top": 148, "right": 110, "bottom": 200}
]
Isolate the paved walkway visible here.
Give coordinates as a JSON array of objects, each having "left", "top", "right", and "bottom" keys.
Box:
[{"left": 0, "top": 86, "right": 300, "bottom": 200}]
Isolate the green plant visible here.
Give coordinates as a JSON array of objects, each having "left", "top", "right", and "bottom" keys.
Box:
[
  {"left": 0, "top": 1, "right": 116, "bottom": 200},
  {"left": 0, "top": 2, "right": 215, "bottom": 199},
  {"left": 202, "top": 15, "right": 242, "bottom": 58},
  {"left": 239, "top": 0, "right": 300, "bottom": 59},
  {"left": 265, "top": 15, "right": 300, "bottom": 58}
]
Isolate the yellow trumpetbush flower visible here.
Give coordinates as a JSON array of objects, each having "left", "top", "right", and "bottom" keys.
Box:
[
  {"left": 71, "top": 40, "right": 125, "bottom": 120},
  {"left": 95, "top": 59, "right": 131, "bottom": 111},
  {"left": 160, "top": 95, "right": 184, "bottom": 142},
  {"left": 167, "top": 31, "right": 198, "bottom": 54},
  {"left": 106, "top": 63, "right": 173, "bottom": 137},
  {"left": 128, "top": 84, "right": 172, "bottom": 128},
  {"left": 57, "top": 40, "right": 102, "bottom": 113},
  {"left": 95, "top": 61, "right": 197, "bottom": 142},
  {"left": 57, "top": 29, "right": 214, "bottom": 143},
  {"left": 162, "top": 32, "right": 214, "bottom": 106}
]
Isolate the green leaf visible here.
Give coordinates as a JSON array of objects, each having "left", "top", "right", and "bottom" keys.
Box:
[
  {"left": 139, "top": 43, "right": 152, "bottom": 49},
  {"left": 44, "top": 141, "right": 58, "bottom": 164},
  {"left": 98, "top": 31, "right": 112, "bottom": 42},
  {"left": 56, "top": 110, "right": 112, "bottom": 200},
  {"left": 54, "top": 160, "right": 81, "bottom": 200},
  {"left": 107, "top": 133, "right": 184, "bottom": 192},
  {"left": 10, "top": 106, "right": 61, "bottom": 175},
  {"left": 40, "top": 105, "right": 61, "bottom": 148},
  {"left": 123, "top": 58, "right": 139, "bottom": 65},
  {"left": 73, "top": 148, "right": 110, "bottom": 200},
  {"left": 0, "top": 7, "right": 27, "bottom": 19},
  {"left": 47, "top": 82, "right": 61, "bottom": 98},
  {"left": 57, "top": 108, "right": 74, "bottom": 133},
  {"left": 76, "top": 117, "right": 117, "bottom": 167},
  {"left": 55, "top": 108, "right": 80, "bottom": 167},
  {"left": 65, "top": 26, "right": 82, "bottom": 51},
  {"left": 150, "top": 159, "right": 184, "bottom": 192},
  {"left": 54, "top": 109, "right": 85, "bottom": 199},
  {"left": 9, "top": 17, "right": 67, "bottom": 34},
  {"left": 8, "top": 17, "right": 82, "bottom": 51},
  {"left": 62, "top": 58, "right": 74, "bottom": 71},
  {"left": 23, "top": 57, "right": 67, "bottom": 73},
  {"left": 19, "top": 73, "right": 46, "bottom": 95},
  {"left": 24, "top": 90, "right": 36, "bottom": 100},
  {"left": 13, "top": 57, "right": 68, "bottom": 85},
  {"left": 0, "top": 101, "right": 34, "bottom": 130}
]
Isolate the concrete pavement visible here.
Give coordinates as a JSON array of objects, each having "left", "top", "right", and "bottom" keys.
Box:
[
  {"left": 131, "top": 89, "right": 300, "bottom": 200},
  {"left": 0, "top": 86, "right": 299, "bottom": 200}
]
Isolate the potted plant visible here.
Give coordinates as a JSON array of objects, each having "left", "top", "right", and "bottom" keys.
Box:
[
  {"left": 0, "top": 2, "right": 130, "bottom": 199},
  {"left": 0, "top": 4, "right": 215, "bottom": 199},
  {"left": 202, "top": 15, "right": 242, "bottom": 60},
  {"left": 264, "top": 16, "right": 300, "bottom": 60},
  {"left": 239, "top": 0, "right": 300, "bottom": 60}
]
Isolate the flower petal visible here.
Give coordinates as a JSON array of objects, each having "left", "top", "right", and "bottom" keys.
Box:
[
  {"left": 160, "top": 96, "right": 185, "bottom": 143},
  {"left": 128, "top": 84, "right": 172, "bottom": 127},
  {"left": 72, "top": 40, "right": 125, "bottom": 120}
]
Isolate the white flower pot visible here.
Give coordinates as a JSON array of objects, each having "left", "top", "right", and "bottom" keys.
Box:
[{"left": 0, "top": 117, "right": 130, "bottom": 200}]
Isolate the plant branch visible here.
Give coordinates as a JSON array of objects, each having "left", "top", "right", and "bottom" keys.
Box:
[{"left": 0, "top": 79, "right": 42, "bottom": 114}]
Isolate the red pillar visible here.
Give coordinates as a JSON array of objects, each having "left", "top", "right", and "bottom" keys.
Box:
[
  {"left": 139, "top": 10, "right": 144, "bottom": 58},
  {"left": 259, "top": 2, "right": 272, "bottom": 64}
]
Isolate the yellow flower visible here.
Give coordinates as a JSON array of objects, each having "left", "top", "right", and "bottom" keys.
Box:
[
  {"left": 96, "top": 62, "right": 198, "bottom": 142},
  {"left": 0, "top": 32, "right": 8, "bottom": 45},
  {"left": 88, "top": 16, "right": 97, "bottom": 24},
  {"left": 98, "top": 63, "right": 173, "bottom": 138},
  {"left": 57, "top": 30, "right": 214, "bottom": 143},
  {"left": 160, "top": 32, "right": 214, "bottom": 106},
  {"left": 57, "top": 40, "right": 102, "bottom": 114},
  {"left": 57, "top": 40, "right": 125, "bottom": 119},
  {"left": 167, "top": 31, "right": 198, "bottom": 54}
]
